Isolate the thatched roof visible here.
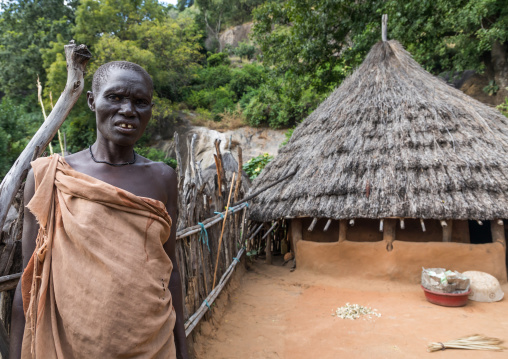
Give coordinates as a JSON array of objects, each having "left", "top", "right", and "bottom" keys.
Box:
[{"left": 248, "top": 40, "right": 508, "bottom": 222}]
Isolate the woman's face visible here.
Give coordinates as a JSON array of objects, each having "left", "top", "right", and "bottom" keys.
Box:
[{"left": 87, "top": 68, "right": 154, "bottom": 147}]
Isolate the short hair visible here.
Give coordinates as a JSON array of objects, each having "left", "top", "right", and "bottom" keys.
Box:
[{"left": 92, "top": 61, "right": 154, "bottom": 95}]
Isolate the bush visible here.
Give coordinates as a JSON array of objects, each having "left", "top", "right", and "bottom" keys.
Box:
[
  {"left": 243, "top": 153, "right": 273, "bottom": 180},
  {"left": 498, "top": 96, "right": 508, "bottom": 118},
  {"left": 242, "top": 73, "right": 327, "bottom": 128},
  {"left": 0, "top": 98, "right": 41, "bottom": 179},
  {"left": 65, "top": 112, "right": 97, "bottom": 152},
  {"left": 207, "top": 52, "right": 230, "bottom": 67},
  {"left": 134, "top": 146, "right": 177, "bottom": 168},
  {"left": 229, "top": 64, "right": 267, "bottom": 97},
  {"left": 193, "top": 65, "right": 233, "bottom": 90},
  {"left": 142, "top": 96, "right": 178, "bottom": 142},
  {"left": 234, "top": 41, "right": 256, "bottom": 60},
  {"left": 187, "top": 86, "right": 236, "bottom": 120}
]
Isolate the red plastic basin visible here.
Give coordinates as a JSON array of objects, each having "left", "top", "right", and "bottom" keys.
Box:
[{"left": 421, "top": 285, "right": 471, "bottom": 307}]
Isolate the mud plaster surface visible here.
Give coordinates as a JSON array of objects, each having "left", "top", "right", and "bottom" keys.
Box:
[
  {"left": 193, "top": 258, "right": 508, "bottom": 359},
  {"left": 298, "top": 240, "right": 507, "bottom": 283}
]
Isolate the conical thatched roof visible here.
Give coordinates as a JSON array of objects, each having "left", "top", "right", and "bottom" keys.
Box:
[{"left": 248, "top": 40, "right": 508, "bottom": 222}]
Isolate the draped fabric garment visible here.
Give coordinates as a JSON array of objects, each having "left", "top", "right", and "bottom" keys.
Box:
[{"left": 21, "top": 155, "right": 176, "bottom": 359}]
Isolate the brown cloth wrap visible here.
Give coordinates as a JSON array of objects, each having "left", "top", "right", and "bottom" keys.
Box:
[{"left": 21, "top": 155, "right": 176, "bottom": 358}]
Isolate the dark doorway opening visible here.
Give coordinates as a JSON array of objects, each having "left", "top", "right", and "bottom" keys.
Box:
[{"left": 468, "top": 220, "right": 492, "bottom": 244}]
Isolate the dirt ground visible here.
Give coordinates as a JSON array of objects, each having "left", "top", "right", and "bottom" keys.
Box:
[{"left": 192, "top": 257, "right": 508, "bottom": 359}]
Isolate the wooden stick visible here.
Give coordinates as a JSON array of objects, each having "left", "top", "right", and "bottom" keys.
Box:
[
  {"left": 49, "top": 91, "right": 65, "bottom": 157},
  {"left": 213, "top": 154, "right": 221, "bottom": 193},
  {"left": 233, "top": 146, "right": 242, "bottom": 203},
  {"left": 323, "top": 219, "right": 332, "bottom": 232},
  {"left": 0, "top": 273, "right": 21, "bottom": 292},
  {"left": 443, "top": 220, "right": 453, "bottom": 242},
  {"left": 185, "top": 247, "right": 245, "bottom": 336},
  {"left": 212, "top": 172, "right": 236, "bottom": 289},
  {"left": 248, "top": 223, "right": 264, "bottom": 240},
  {"left": 265, "top": 223, "right": 273, "bottom": 265},
  {"left": 420, "top": 219, "right": 426, "bottom": 232},
  {"left": 37, "top": 76, "right": 53, "bottom": 155},
  {"left": 307, "top": 218, "right": 318, "bottom": 231},
  {"left": 0, "top": 42, "right": 91, "bottom": 230},
  {"left": 238, "top": 205, "right": 248, "bottom": 247},
  {"left": 231, "top": 170, "right": 297, "bottom": 207},
  {"left": 491, "top": 220, "right": 506, "bottom": 248},
  {"left": 382, "top": 14, "right": 388, "bottom": 42},
  {"left": 175, "top": 202, "right": 248, "bottom": 240},
  {"left": 338, "top": 219, "right": 347, "bottom": 242},
  {"left": 262, "top": 222, "right": 278, "bottom": 240},
  {"left": 198, "top": 236, "right": 208, "bottom": 295},
  {"left": 384, "top": 219, "right": 396, "bottom": 252}
]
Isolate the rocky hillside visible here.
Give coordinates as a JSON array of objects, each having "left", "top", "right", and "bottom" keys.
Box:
[{"left": 156, "top": 116, "right": 286, "bottom": 170}]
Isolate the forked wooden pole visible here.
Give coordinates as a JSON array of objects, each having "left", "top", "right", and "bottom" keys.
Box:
[
  {"left": 0, "top": 41, "right": 91, "bottom": 230},
  {"left": 382, "top": 14, "right": 388, "bottom": 42},
  {"left": 212, "top": 172, "right": 236, "bottom": 289}
]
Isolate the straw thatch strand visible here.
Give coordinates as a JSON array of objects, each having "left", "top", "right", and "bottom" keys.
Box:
[{"left": 248, "top": 40, "right": 508, "bottom": 222}]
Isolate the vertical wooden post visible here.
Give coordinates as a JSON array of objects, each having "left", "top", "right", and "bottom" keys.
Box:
[
  {"left": 442, "top": 220, "right": 453, "bottom": 242},
  {"left": 290, "top": 219, "right": 303, "bottom": 256},
  {"left": 338, "top": 219, "right": 347, "bottom": 242},
  {"left": 0, "top": 317, "right": 9, "bottom": 359},
  {"left": 491, "top": 220, "right": 506, "bottom": 248},
  {"left": 381, "top": 14, "right": 388, "bottom": 42},
  {"left": 265, "top": 226, "right": 272, "bottom": 265},
  {"left": 383, "top": 219, "right": 396, "bottom": 251}
]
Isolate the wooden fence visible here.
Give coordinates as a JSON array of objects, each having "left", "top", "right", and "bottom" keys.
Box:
[{"left": 173, "top": 133, "right": 251, "bottom": 332}]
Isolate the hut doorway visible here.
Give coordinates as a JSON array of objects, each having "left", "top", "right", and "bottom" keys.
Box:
[{"left": 468, "top": 220, "right": 492, "bottom": 244}]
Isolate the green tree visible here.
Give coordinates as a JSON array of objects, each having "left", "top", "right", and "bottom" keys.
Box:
[
  {"left": 0, "top": 98, "right": 41, "bottom": 179},
  {"left": 250, "top": 0, "right": 508, "bottom": 127},
  {"left": 177, "top": 0, "right": 194, "bottom": 12},
  {"left": 254, "top": 0, "right": 508, "bottom": 81},
  {"left": 74, "top": 0, "right": 167, "bottom": 46},
  {"left": 0, "top": 0, "right": 76, "bottom": 99}
]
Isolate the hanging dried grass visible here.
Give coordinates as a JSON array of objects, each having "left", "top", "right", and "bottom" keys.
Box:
[{"left": 428, "top": 334, "right": 505, "bottom": 352}]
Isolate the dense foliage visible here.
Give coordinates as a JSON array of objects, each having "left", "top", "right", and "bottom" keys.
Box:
[
  {"left": 249, "top": 0, "right": 508, "bottom": 127},
  {"left": 0, "top": 0, "right": 507, "bottom": 180},
  {"left": 242, "top": 153, "right": 273, "bottom": 180}
]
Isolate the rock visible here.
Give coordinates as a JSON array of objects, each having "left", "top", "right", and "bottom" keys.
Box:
[
  {"left": 219, "top": 22, "right": 253, "bottom": 50},
  {"left": 159, "top": 123, "right": 286, "bottom": 170}
]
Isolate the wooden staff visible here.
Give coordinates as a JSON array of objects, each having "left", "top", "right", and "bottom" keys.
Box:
[{"left": 212, "top": 172, "right": 236, "bottom": 289}]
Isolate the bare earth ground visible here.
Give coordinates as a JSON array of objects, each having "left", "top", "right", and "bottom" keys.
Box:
[{"left": 192, "top": 257, "right": 508, "bottom": 359}]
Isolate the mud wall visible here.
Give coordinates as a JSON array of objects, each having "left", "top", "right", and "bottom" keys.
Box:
[{"left": 296, "top": 240, "right": 507, "bottom": 283}]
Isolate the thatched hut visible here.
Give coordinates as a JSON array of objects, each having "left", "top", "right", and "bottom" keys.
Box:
[{"left": 248, "top": 39, "right": 508, "bottom": 282}]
